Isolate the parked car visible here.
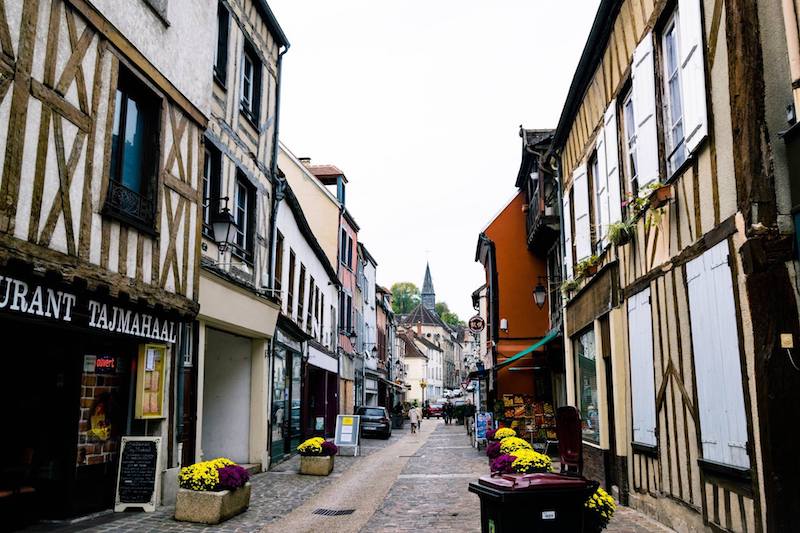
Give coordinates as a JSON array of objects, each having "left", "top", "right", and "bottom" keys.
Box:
[
  {"left": 356, "top": 406, "right": 391, "bottom": 439},
  {"left": 424, "top": 402, "right": 443, "bottom": 418}
]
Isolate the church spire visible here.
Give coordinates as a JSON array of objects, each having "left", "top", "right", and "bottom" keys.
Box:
[{"left": 422, "top": 262, "right": 435, "bottom": 312}]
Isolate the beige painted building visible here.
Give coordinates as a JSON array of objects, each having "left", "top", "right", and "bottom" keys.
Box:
[
  {"left": 278, "top": 144, "right": 340, "bottom": 267},
  {"left": 195, "top": 0, "right": 287, "bottom": 473}
]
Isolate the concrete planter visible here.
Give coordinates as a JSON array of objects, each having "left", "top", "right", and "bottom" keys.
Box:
[
  {"left": 299, "top": 455, "right": 334, "bottom": 476},
  {"left": 174, "top": 483, "right": 251, "bottom": 525}
]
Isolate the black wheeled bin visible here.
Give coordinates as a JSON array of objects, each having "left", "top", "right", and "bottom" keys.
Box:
[
  {"left": 468, "top": 406, "right": 599, "bottom": 533},
  {"left": 469, "top": 473, "right": 598, "bottom": 532}
]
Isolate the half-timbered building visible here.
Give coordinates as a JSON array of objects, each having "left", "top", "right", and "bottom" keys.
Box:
[
  {"left": 0, "top": 0, "right": 215, "bottom": 522},
  {"left": 553, "top": 0, "right": 800, "bottom": 531},
  {"left": 193, "top": 0, "right": 287, "bottom": 472}
]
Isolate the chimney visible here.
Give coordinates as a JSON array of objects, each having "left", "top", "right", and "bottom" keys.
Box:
[{"left": 299, "top": 157, "right": 311, "bottom": 166}]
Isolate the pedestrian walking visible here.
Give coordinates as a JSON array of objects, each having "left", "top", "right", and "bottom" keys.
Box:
[{"left": 409, "top": 404, "right": 419, "bottom": 434}]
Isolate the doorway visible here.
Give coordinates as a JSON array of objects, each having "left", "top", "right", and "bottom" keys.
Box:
[{"left": 270, "top": 342, "right": 302, "bottom": 463}]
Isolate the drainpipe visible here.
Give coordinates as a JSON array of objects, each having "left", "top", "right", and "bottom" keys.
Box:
[
  {"left": 267, "top": 43, "right": 290, "bottom": 292},
  {"left": 554, "top": 150, "right": 566, "bottom": 285}
]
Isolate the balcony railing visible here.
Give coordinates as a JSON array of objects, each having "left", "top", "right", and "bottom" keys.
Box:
[
  {"left": 104, "top": 180, "right": 155, "bottom": 232},
  {"left": 525, "top": 173, "right": 560, "bottom": 256}
]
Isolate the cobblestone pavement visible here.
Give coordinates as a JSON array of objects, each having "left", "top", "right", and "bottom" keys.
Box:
[
  {"left": 362, "top": 421, "right": 673, "bottom": 533},
  {"left": 30, "top": 432, "right": 400, "bottom": 533},
  {"left": 29, "top": 421, "right": 673, "bottom": 532}
]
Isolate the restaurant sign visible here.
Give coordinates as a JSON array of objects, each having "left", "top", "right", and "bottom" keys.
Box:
[{"left": 0, "top": 273, "right": 178, "bottom": 343}]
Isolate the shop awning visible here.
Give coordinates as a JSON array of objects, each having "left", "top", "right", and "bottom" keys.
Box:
[
  {"left": 379, "top": 377, "right": 406, "bottom": 390},
  {"left": 495, "top": 328, "right": 559, "bottom": 370}
]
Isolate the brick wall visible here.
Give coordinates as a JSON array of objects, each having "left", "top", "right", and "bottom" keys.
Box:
[
  {"left": 76, "top": 371, "right": 124, "bottom": 466},
  {"left": 582, "top": 443, "right": 608, "bottom": 487}
]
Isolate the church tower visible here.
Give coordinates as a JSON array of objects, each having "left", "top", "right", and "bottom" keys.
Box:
[{"left": 422, "top": 263, "right": 436, "bottom": 312}]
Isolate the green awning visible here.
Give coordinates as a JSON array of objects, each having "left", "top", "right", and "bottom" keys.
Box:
[{"left": 495, "top": 328, "right": 559, "bottom": 370}]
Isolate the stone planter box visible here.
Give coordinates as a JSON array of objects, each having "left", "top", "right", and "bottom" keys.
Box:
[
  {"left": 299, "top": 455, "right": 334, "bottom": 476},
  {"left": 174, "top": 483, "right": 251, "bottom": 525}
]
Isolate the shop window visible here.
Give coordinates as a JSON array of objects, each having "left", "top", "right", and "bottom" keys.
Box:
[
  {"left": 104, "top": 66, "right": 160, "bottom": 231},
  {"left": 240, "top": 41, "right": 262, "bottom": 124},
  {"left": 202, "top": 145, "right": 222, "bottom": 237},
  {"left": 232, "top": 173, "right": 255, "bottom": 263},
  {"left": 275, "top": 231, "right": 284, "bottom": 297},
  {"left": 214, "top": 2, "right": 229, "bottom": 85},
  {"left": 288, "top": 250, "right": 296, "bottom": 317},
  {"left": 661, "top": 12, "right": 687, "bottom": 175},
  {"left": 574, "top": 328, "right": 599, "bottom": 444}
]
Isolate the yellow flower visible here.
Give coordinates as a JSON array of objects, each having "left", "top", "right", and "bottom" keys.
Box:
[
  {"left": 178, "top": 457, "right": 238, "bottom": 491},
  {"left": 510, "top": 449, "right": 552, "bottom": 473},
  {"left": 494, "top": 428, "right": 516, "bottom": 440},
  {"left": 499, "top": 436, "right": 532, "bottom": 454}
]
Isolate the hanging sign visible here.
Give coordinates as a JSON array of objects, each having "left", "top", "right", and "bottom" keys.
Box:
[
  {"left": 115, "top": 436, "right": 161, "bottom": 512},
  {"left": 468, "top": 315, "right": 486, "bottom": 333}
]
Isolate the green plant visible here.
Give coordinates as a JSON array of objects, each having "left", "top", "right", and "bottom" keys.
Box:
[
  {"left": 561, "top": 278, "right": 580, "bottom": 295},
  {"left": 607, "top": 219, "right": 634, "bottom": 246},
  {"left": 575, "top": 255, "right": 600, "bottom": 278}
]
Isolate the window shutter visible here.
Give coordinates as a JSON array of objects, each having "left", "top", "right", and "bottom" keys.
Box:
[
  {"left": 572, "top": 165, "right": 591, "bottom": 261},
  {"left": 627, "top": 288, "right": 657, "bottom": 446},
  {"left": 678, "top": 0, "right": 708, "bottom": 153},
  {"left": 562, "top": 194, "right": 573, "bottom": 279},
  {"left": 632, "top": 33, "right": 660, "bottom": 189},
  {"left": 595, "top": 132, "right": 609, "bottom": 247},
  {"left": 604, "top": 103, "right": 623, "bottom": 224},
  {"left": 687, "top": 241, "right": 750, "bottom": 468}
]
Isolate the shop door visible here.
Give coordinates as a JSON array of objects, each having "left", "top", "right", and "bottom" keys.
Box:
[
  {"left": 289, "top": 353, "right": 302, "bottom": 451},
  {"left": 270, "top": 346, "right": 288, "bottom": 463}
]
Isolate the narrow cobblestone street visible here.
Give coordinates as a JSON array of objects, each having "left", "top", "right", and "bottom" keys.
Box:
[{"left": 38, "top": 420, "right": 674, "bottom": 533}]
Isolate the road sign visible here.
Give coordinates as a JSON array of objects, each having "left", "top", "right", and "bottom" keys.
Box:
[{"left": 468, "top": 315, "right": 486, "bottom": 333}]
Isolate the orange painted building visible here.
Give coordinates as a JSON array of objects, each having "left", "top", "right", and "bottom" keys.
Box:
[{"left": 476, "top": 191, "right": 554, "bottom": 402}]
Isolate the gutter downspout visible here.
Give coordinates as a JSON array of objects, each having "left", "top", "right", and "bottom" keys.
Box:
[{"left": 268, "top": 43, "right": 290, "bottom": 292}]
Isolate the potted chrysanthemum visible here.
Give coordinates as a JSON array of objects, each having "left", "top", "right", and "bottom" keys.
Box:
[
  {"left": 297, "top": 437, "right": 338, "bottom": 476},
  {"left": 584, "top": 486, "right": 617, "bottom": 532},
  {"left": 175, "top": 458, "right": 251, "bottom": 524}
]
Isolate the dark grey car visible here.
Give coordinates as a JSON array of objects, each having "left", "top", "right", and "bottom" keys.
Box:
[{"left": 356, "top": 406, "right": 392, "bottom": 439}]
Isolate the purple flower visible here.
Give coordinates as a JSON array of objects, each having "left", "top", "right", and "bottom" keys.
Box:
[
  {"left": 217, "top": 465, "right": 250, "bottom": 490},
  {"left": 490, "top": 454, "right": 517, "bottom": 474},
  {"left": 486, "top": 429, "right": 497, "bottom": 441},
  {"left": 320, "top": 441, "right": 338, "bottom": 457},
  {"left": 485, "top": 441, "right": 501, "bottom": 459}
]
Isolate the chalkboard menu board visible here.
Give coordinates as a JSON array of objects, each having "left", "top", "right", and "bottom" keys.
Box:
[{"left": 115, "top": 437, "right": 161, "bottom": 512}]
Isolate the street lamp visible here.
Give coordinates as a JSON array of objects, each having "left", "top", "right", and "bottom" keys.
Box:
[
  {"left": 533, "top": 282, "right": 547, "bottom": 309},
  {"left": 208, "top": 197, "right": 237, "bottom": 252}
]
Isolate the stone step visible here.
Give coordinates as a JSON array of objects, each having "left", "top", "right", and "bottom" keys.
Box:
[{"left": 240, "top": 463, "right": 261, "bottom": 475}]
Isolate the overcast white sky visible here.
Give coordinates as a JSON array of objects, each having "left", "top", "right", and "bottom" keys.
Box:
[{"left": 270, "top": 0, "right": 600, "bottom": 321}]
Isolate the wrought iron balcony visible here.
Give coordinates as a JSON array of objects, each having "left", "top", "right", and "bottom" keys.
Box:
[{"left": 104, "top": 180, "right": 155, "bottom": 232}]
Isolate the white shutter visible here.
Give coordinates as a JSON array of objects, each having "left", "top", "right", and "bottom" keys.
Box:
[
  {"left": 628, "top": 288, "right": 657, "bottom": 446},
  {"left": 678, "top": 0, "right": 708, "bottom": 153},
  {"left": 604, "top": 103, "right": 623, "bottom": 224},
  {"left": 572, "top": 165, "right": 591, "bottom": 261},
  {"left": 632, "top": 33, "right": 660, "bottom": 188},
  {"left": 687, "top": 241, "right": 750, "bottom": 468},
  {"left": 562, "top": 194, "right": 574, "bottom": 278},
  {"left": 595, "top": 132, "right": 609, "bottom": 247}
]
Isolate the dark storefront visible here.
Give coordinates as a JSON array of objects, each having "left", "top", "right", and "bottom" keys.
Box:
[
  {"left": 0, "top": 267, "right": 185, "bottom": 524},
  {"left": 270, "top": 321, "right": 307, "bottom": 465},
  {"left": 303, "top": 342, "right": 338, "bottom": 438}
]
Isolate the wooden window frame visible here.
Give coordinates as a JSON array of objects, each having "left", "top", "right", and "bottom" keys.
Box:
[
  {"left": 275, "top": 231, "right": 284, "bottom": 298},
  {"left": 202, "top": 145, "right": 222, "bottom": 237},
  {"left": 231, "top": 172, "right": 256, "bottom": 264},
  {"left": 659, "top": 10, "right": 688, "bottom": 177},
  {"left": 214, "top": 1, "right": 229, "bottom": 87},
  {"left": 103, "top": 65, "right": 161, "bottom": 234},
  {"left": 298, "top": 263, "right": 306, "bottom": 329},
  {"left": 240, "top": 41, "right": 262, "bottom": 126},
  {"left": 288, "top": 250, "right": 296, "bottom": 317}
]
